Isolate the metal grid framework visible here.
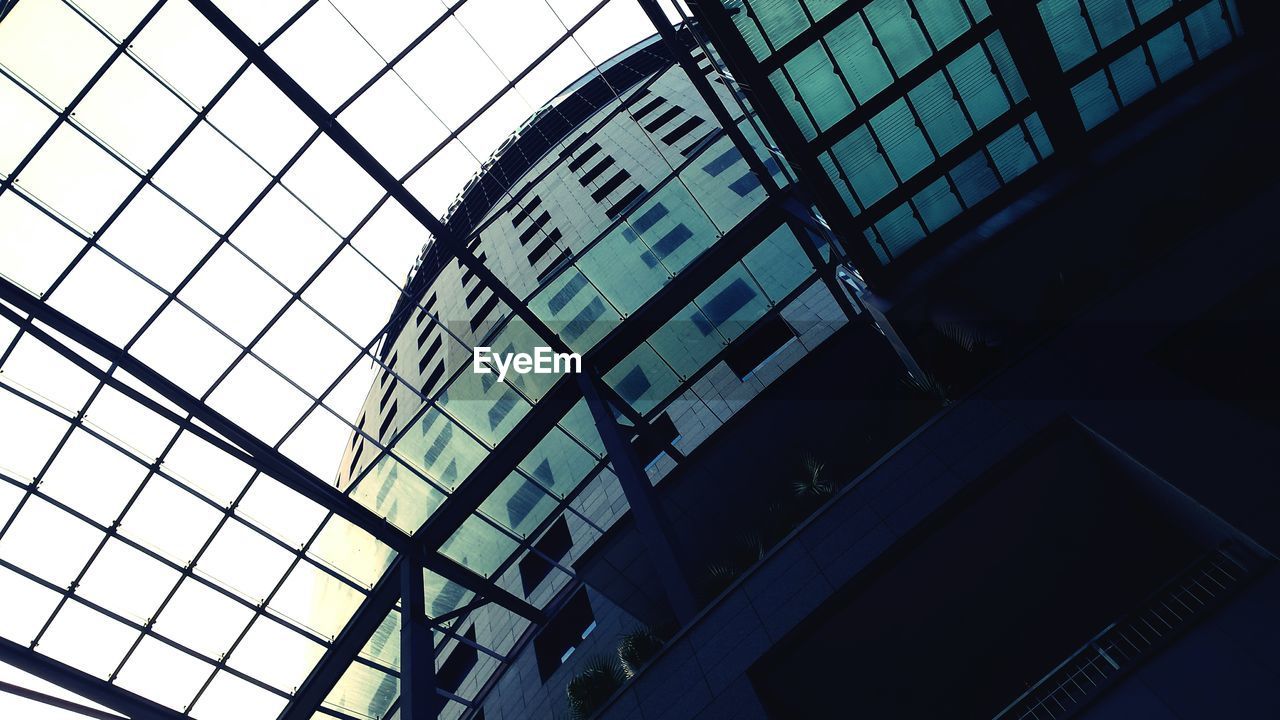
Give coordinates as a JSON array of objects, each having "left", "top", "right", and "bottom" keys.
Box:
[
  {"left": 0, "top": 0, "right": 1250, "bottom": 719},
  {"left": 692, "top": 0, "right": 1244, "bottom": 276},
  {"left": 0, "top": 1, "right": 849, "bottom": 718}
]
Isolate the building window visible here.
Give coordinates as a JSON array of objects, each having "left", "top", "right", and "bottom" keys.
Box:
[
  {"left": 631, "top": 412, "right": 679, "bottom": 469},
  {"left": 437, "top": 627, "right": 478, "bottom": 695},
  {"left": 534, "top": 588, "right": 596, "bottom": 681},
  {"left": 725, "top": 315, "right": 796, "bottom": 379},
  {"left": 519, "top": 516, "right": 573, "bottom": 596}
]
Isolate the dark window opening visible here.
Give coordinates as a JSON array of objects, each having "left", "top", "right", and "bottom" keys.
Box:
[
  {"left": 662, "top": 116, "right": 705, "bottom": 146},
  {"left": 465, "top": 282, "right": 485, "bottom": 308},
  {"left": 605, "top": 185, "right": 648, "bottom": 220},
  {"left": 378, "top": 400, "right": 398, "bottom": 439},
  {"left": 725, "top": 315, "right": 795, "bottom": 380},
  {"left": 729, "top": 172, "right": 761, "bottom": 196},
  {"left": 590, "top": 171, "right": 630, "bottom": 202},
  {"left": 578, "top": 156, "right": 615, "bottom": 186},
  {"left": 519, "top": 516, "right": 573, "bottom": 596},
  {"left": 644, "top": 106, "right": 682, "bottom": 133},
  {"left": 511, "top": 196, "right": 542, "bottom": 226},
  {"left": 632, "top": 95, "right": 665, "bottom": 119},
  {"left": 630, "top": 412, "right": 679, "bottom": 469},
  {"left": 422, "top": 362, "right": 446, "bottom": 395},
  {"left": 437, "top": 627, "right": 478, "bottom": 694},
  {"left": 534, "top": 588, "right": 596, "bottom": 681},
  {"left": 469, "top": 293, "right": 501, "bottom": 332},
  {"left": 567, "top": 143, "right": 601, "bottom": 173},
  {"left": 527, "top": 228, "right": 563, "bottom": 265}
]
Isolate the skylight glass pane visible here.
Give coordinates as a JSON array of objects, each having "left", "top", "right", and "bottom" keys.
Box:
[
  {"left": 154, "top": 122, "right": 270, "bottom": 234},
  {"left": 269, "top": 1, "right": 384, "bottom": 113},
  {"left": 16, "top": 124, "right": 137, "bottom": 234},
  {"left": 76, "top": 537, "right": 180, "bottom": 624},
  {"left": 323, "top": 661, "right": 398, "bottom": 720},
  {"left": 190, "top": 670, "right": 289, "bottom": 720},
  {"left": 0, "top": 193, "right": 84, "bottom": 298},
  {"left": 231, "top": 186, "right": 342, "bottom": 292},
  {"left": 270, "top": 561, "right": 365, "bottom": 639},
  {"left": 39, "top": 428, "right": 148, "bottom": 526},
  {"left": 0, "top": 0, "right": 115, "bottom": 109},
  {"left": 0, "top": 563, "right": 61, "bottom": 645},
  {"left": 98, "top": 184, "right": 218, "bottom": 292},
  {"left": 153, "top": 578, "right": 255, "bottom": 660},
  {"left": 208, "top": 67, "right": 314, "bottom": 174},
  {"left": 132, "top": 1, "right": 241, "bottom": 108},
  {"left": 439, "top": 514, "right": 519, "bottom": 578},
  {"left": 115, "top": 635, "right": 216, "bottom": 712},
  {"left": 75, "top": 55, "right": 195, "bottom": 171},
  {"left": 37, "top": 600, "right": 139, "bottom": 679},
  {"left": 227, "top": 616, "right": 326, "bottom": 692},
  {"left": 0, "top": 391, "right": 67, "bottom": 480},
  {"left": 120, "top": 478, "right": 222, "bottom": 566},
  {"left": 0, "top": 77, "right": 55, "bottom": 178},
  {"left": 196, "top": 518, "right": 294, "bottom": 603}
]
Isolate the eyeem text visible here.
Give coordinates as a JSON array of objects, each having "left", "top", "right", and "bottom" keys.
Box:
[{"left": 473, "top": 347, "right": 582, "bottom": 382}]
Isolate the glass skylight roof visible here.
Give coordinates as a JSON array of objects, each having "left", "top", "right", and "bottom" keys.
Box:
[
  {"left": 1, "top": 0, "right": 1247, "bottom": 718},
  {"left": 0, "top": 0, "right": 700, "bottom": 717}
]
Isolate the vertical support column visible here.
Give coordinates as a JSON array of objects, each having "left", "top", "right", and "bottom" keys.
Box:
[
  {"left": 576, "top": 372, "right": 700, "bottom": 625},
  {"left": 987, "top": 0, "right": 1088, "bottom": 155},
  {"left": 400, "top": 559, "right": 444, "bottom": 720}
]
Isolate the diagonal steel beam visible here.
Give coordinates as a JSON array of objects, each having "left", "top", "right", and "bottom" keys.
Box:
[
  {"left": 0, "top": 279, "right": 405, "bottom": 551},
  {"left": 0, "top": 636, "right": 185, "bottom": 720}
]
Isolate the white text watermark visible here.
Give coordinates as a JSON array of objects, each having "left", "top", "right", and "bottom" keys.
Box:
[{"left": 472, "top": 347, "right": 582, "bottom": 382}]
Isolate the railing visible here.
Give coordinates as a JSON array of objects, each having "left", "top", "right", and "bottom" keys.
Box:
[{"left": 993, "top": 541, "right": 1267, "bottom": 720}]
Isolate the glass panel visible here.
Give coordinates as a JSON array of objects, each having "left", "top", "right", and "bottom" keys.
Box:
[
  {"left": 190, "top": 670, "right": 289, "bottom": 720},
  {"left": 864, "top": 0, "right": 932, "bottom": 75},
  {"left": 227, "top": 616, "right": 326, "bottom": 692},
  {"left": 828, "top": 11, "right": 894, "bottom": 103},
  {"left": 154, "top": 122, "right": 269, "bottom": 234},
  {"left": 439, "top": 514, "right": 519, "bottom": 578},
  {"left": 76, "top": 55, "right": 195, "bottom": 171},
  {"left": 270, "top": 561, "right": 365, "bottom": 639},
  {"left": 0, "top": 495, "right": 102, "bottom": 588},
  {"left": 0, "top": 563, "right": 61, "bottom": 645},
  {"left": 393, "top": 407, "right": 487, "bottom": 492},
  {"left": 38, "top": 600, "right": 139, "bottom": 679},
  {"left": 871, "top": 97, "right": 933, "bottom": 183},
  {"left": 350, "top": 454, "right": 445, "bottom": 534},
  {"left": 16, "top": 124, "right": 137, "bottom": 234},
  {"left": 0, "top": 192, "right": 84, "bottom": 297},
  {"left": 480, "top": 472, "right": 557, "bottom": 538},
  {"left": 785, "top": 43, "right": 855, "bottom": 133},
  {"left": 196, "top": 518, "right": 294, "bottom": 603},
  {"left": 0, "top": 0, "right": 115, "bottom": 109},
  {"left": 116, "top": 635, "right": 215, "bottom": 712},
  {"left": 323, "top": 661, "right": 398, "bottom": 720},
  {"left": 605, "top": 343, "right": 680, "bottom": 416},
  {"left": 308, "top": 514, "right": 397, "bottom": 589},
  {"left": 76, "top": 538, "right": 180, "bottom": 624},
  {"left": 154, "top": 577, "right": 256, "bottom": 660},
  {"left": 742, "top": 224, "right": 814, "bottom": 303},
  {"left": 38, "top": 425, "right": 147, "bottom": 520}
]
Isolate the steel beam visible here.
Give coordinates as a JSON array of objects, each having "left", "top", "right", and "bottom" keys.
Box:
[
  {"left": 0, "top": 637, "right": 185, "bottom": 720},
  {"left": 400, "top": 558, "right": 445, "bottom": 720},
  {"left": 0, "top": 281, "right": 405, "bottom": 552},
  {"left": 576, "top": 373, "right": 699, "bottom": 624}
]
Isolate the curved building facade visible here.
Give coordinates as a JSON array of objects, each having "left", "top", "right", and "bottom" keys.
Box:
[{"left": 331, "top": 30, "right": 853, "bottom": 719}]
